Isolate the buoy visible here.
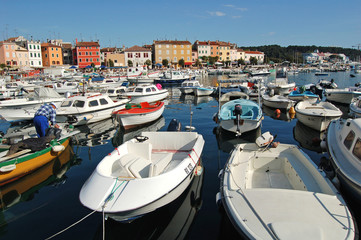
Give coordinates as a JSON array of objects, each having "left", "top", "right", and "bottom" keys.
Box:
[
  {"left": 275, "top": 109, "right": 281, "bottom": 115},
  {"left": 289, "top": 106, "right": 295, "bottom": 114},
  {"left": 52, "top": 145, "right": 65, "bottom": 152},
  {"left": 185, "top": 126, "right": 196, "bottom": 131},
  {"left": 289, "top": 112, "right": 295, "bottom": 119},
  {"left": 194, "top": 165, "right": 203, "bottom": 176},
  {"left": 320, "top": 140, "right": 327, "bottom": 151}
]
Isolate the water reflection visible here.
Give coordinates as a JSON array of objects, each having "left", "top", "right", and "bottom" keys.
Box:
[
  {"left": 178, "top": 94, "right": 215, "bottom": 106},
  {"left": 262, "top": 105, "right": 295, "bottom": 122},
  {"left": 213, "top": 126, "right": 261, "bottom": 153},
  {"left": 93, "top": 164, "right": 204, "bottom": 240},
  {"left": 293, "top": 121, "right": 325, "bottom": 153},
  {"left": 0, "top": 144, "right": 78, "bottom": 233},
  {"left": 72, "top": 118, "right": 119, "bottom": 147}
]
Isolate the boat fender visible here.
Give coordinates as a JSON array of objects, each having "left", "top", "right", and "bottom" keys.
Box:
[
  {"left": 215, "top": 192, "right": 222, "bottom": 206},
  {"left": 218, "top": 169, "right": 223, "bottom": 178},
  {"left": 83, "top": 114, "right": 94, "bottom": 120},
  {"left": 52, "top": 144, "right": 65, "bottom": 152},
  {"left": 289, "top": 106, "right": 295, "bottom": 114},
  {"left": 194, "top": 165, "right": 203, "bottom": 176},
  {"left": 0, "top": 164, "right": 16, "bottom": 172},
  {"left": 320, "top": 139, "right": 327, "bottom": 152}
]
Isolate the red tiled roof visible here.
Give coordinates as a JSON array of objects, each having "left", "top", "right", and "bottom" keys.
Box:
[
  {"left": 101, "top": 47, "right": 117, "bottom": 52},
  {"left": 244, "top": 51, "right": 263, "bottom": 54},
  {"left": 124, "top": 45, "right": 151, "bottom": 52},
  {"left": 6, "top": 37, "right": 17, "bottom": 42},
  {"left": 76, "top": 41, "right": 100, "bottom": 47},
  {"left": 154, "top": 40, "right": 191, "bottom": 45},
  {"left": 41, "top": 43, "right": 61, "bottom": 48},
  {"left": 62, "top": 43, "right": 72, "bottom": 48}
]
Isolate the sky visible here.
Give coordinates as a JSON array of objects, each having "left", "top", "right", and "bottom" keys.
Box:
[{"left": 1, "top": 0, "right": 360, "bottom": 49}]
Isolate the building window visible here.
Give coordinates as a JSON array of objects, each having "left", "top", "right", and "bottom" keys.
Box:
[
  {"left": 52, "top": 61, "right": 55, "bottom": 64},
  {"left": 45, "top": 54, "right": 48, "bottom": 58},
  {"left": 89, "top": 52, "right": 92, "bottom": 56},
  {"left": 86, "top": 52, "right": 88, "bottom": 55},
  {"left": 181, "top": 50, "right": 184, "bottom": 54},
  {"left": 166, "top": 50, "right": 169, "bottom": 55},
  {"left": 158, "top": 57, "right": 162, "bottom": 61},
  {"left": 128, "top": 53, "right": 133, "bottom": 58},
  {"left": 30, "top": 53, "right": 33, "bottom": 57},
  {"left": 56, "top": 54, "right": 59, "bottom": 57},
  {"left": 86, "top": 58, "right": 88, "bottom": 62},
  {"left": 174, "top": 57, "right": 177, "bottom": 61},
  {"left": 52, "top": 54, "right": 54, "bottom": 57},
  {"left": 79, "top": 59, "right": 82, "bottom": 62},
  {"left": 79, "top": 52, "right": 81, "bottom": 56},
  {"left": 144, "top": 53, "right": 148, "bottom": 58},
  {"left": 158, "top": 50, "right": 161, "bottom": 54},
  {"left": 97, "top": 58, "right": 99, "bottom": 62},
  {"left": 174, "top": 50, "right": 177, "bottom": 54},
  {"left": 29, "top": 45, "right": 32, "bottom": 49},
  {"left": 187, "top": 50, "right": 190, "bottom": 54},
  {"left": 31, "top": 61, "right": 34, "bottom": 65},
  {"left": 166, "top": 45, "right": 169, "bottom": 48},
  {"left": 39, "top": 61, "right": 41, "bottom": 65}
]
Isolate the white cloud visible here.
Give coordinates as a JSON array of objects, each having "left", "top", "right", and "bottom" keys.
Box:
[
  {"left": 223, "top": 5, "right": 248, "bottom": 11},
  {"left": 208, "top": 11, "right": 226, "bottom": 17}
]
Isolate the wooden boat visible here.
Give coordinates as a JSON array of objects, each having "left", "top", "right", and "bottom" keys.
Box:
[
  {"left": 113, "top": 101, "right": 165, "bottom": 130},
  {"left": 0, "top": 130, "right": 78, "bottom": 186},
  {"left": 326, "top": 118, "right": 361, "bottom": 203},
  {"left": 262, "top": 93, "right": 295, "bottom": 110},
  {"left": 295, "top": 100, "right": 342, "bottom": 131},
  {"left": 219, "top": 142, "right": 356, "bottom": 239},
  {"left": 56, "top": 93, "right": 130, "bottom": 126},
  {"left": 121, "top": 84, "right": 168, "bottom": 104},
  {"left": 0, "top": 143, "right": 74, "bottom": 210},
  {"left": 215, "top": 99, "right": 262, "bottom": 135},
  {"left": 79, "top": 131, "right": 204, "bottom": 221}
]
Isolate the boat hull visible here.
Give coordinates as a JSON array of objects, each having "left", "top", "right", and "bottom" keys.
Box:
[
  {"left": 325, "top": 89, "right": 361, "bottom": 104},
  {"left": 115, "top": 104, "right": 165, "bottom": 130},
  {"left": 219, "top": 119, "right": 261, "bottom": 134},
  {"left": 0, "top": 138, "right": 70, "bottom": 186},
  {"left": 123, "top": 91, "right": 168, "bottom": 104}
]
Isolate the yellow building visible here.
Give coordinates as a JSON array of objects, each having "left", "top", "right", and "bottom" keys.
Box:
[
  {"left": 153, "top": 40, "right": 192, "bottom": 67},
  {"left": 218, "top": 41, "right": 231, "bottom": 62},
  {"left": 41, "top": 43, "right": 63, "bottom": 67}
]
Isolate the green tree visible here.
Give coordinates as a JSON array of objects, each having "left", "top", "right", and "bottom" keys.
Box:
[
  {"left": 162, "top": 59, "right": 169, "bottom": 68},
  {"left": 145, "top": 59, "right": 152, "bottom": 67},
  {"left": 178, "top": 59, "right": 185, "bottom": 68},
  {"left": 238, "top": 59, "right": 245, "bottom": 66},
  {"left": 0, "top": 64, "right": 6, "bottom": 69},
  {"left": 91, "top": 63, "right": 95, "bottom": 67},
  {"left": 250, "top": 57, "right": 258, "bottom": 65},
  {"left": 225, "top": 60, "right": 231, "bottom": 67},
  {"left": 108, "top": 59, "right": 114, "bottom": 67},
  {"left": 195, "top": 59, "right": 201, "bottom": 67},
  {"left": 201, "top": 56, "right": 208, "bottom": 63},
  {"left": 208, "top": 56, "right": 216, "bottom": 65},
  {"left": 128, "top": 60, "right": 133, "bottom": 67}
]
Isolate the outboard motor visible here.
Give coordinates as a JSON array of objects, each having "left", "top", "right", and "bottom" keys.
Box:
[
  {"left": 167, "top": 118, "right": 182, "bottom": 131},
  {"left": 233, "top": 104, "right": 242, "bottom": 136}
]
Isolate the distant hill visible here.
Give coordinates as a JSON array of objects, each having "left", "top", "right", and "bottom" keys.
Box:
[{"left": 238, "top": 45, "right": 361, "bottom": 64}]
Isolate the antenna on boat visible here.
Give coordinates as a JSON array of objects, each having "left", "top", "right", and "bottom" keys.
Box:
[{"left": 185, "top": 102, "right": 195, "bottom": 131}]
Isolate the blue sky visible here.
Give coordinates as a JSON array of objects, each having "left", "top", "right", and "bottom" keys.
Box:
[{"left": 1, "top": 0, "right": 360, "bottom": 49}]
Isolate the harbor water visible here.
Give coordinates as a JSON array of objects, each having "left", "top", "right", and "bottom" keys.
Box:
[{"left": 1, "top": 71, "right": 361, "bottom": 239}]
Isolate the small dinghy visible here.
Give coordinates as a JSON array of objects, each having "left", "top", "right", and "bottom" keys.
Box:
[
  {"left": 79, "top": 131, "right": 205, "bottom": 221},
  {"left": 112, "top": 101, "right": 165, "bottom": 130},
  {"left": 218, "top": 139, "right": 356, "bottom": 239}
]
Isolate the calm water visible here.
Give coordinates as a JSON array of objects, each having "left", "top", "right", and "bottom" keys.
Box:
[{"left": 1, "top": 71, "right": 361, "bottom": 240}]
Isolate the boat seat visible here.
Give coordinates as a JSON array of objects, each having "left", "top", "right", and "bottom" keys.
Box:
[
  {"left": 151, "top": 152, "right": 173, "bottom": 176},
  {"left": 127, "top": 142, "right": 152, "bottom": 160},
  {"left": 128, "top": 157, "right": 152, "bottom": 178}
]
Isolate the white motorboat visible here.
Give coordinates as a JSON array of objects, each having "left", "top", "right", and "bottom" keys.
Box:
[
  {"left": 267, "top": 69, "right": 296, "bottom": 95},
  {"left": 121, "top": 84, "right": 168, "bottom": 104},
  {"left": 219, "top": 142, "right": 356, "bottom": 240},
  {"left": 100, "top": 86, "right": 127, "bottom": 99},
  {"left": 56, "top": 93, "right": 129, "bottom": 126},
  {"left": 0, "top": 87, "right": 64, "bottom": 109},
  {"left": 326, "top": 118, "right": 361, "bottom": 203},
  {"left": 53, "top": 81, "right": 81, "bottom": 94},
  {"left": 324, "top": 87, "right": 361, "bottom": 104},
  {"left": 262, "top": 93, "right": 295, "bottom": 109},
  {"left": 193, "top": 87, "right": 214, "bottom": 96},
  {"left": 178, "top": 80, "right": 201, "bottom": 95},
  {"left": 215, "top": 99, "right": 262, "bottom": 135},
  {"left": 349, "top": 96, "right": 361, "bottom": 118},
  {"left": 154, "top": 71, "right": 194, "bottom": 85},
  {"left": 79, "top": 131, "right": 205, "bottom": 221},
  {"left": 295, "top": 100, "right": 342, "bottom": 132}
]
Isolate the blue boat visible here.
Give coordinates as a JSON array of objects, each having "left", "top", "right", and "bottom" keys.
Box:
[
  {"left": 288, "top": 90, "right": 319, "bottom": 102},
  {"left": 215, "top": 99, "right": 262, "bottom": 135}
]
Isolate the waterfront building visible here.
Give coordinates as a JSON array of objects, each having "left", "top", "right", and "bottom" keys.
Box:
[
  {"left": 192, "top": 49, "right": 198, "bottom": 64},
  {"left": 0, "top": 41, "right": 29, "bottom": 69},
  {"left": 61, "top": 43, "right": 73, "bottom": 65},
  {"left": 218, "top": 41, "right": 231, "bottom": 62},
  {"left": 194, "top": 41, "right": 211, "bottom": 60},
  {"left": 209, "top": 41, "right": 220, "bottom": 58},
  {"left": 41, "top": 43, "right": 63, "bottom": 67},
  {"left": 153, "top": 40, "right": 192, "bottom": 67},
  {"left": 13, "top": 37, "right": 43, "bottom": 68},
  {"left": 124, "top": 45, "right": 151, "bottom": 67},
  {"left": 303, "top": 49, "right": 348, "bottom": 64},
  {"left": 244, "top": 50, "right": 265, "bottom": 64},
  {"left": 237, "top": 49, "right": 246, "bottom": 61},
  {"left": 100, "top": 47, "right": 125, "bottom": 67},
  {"left": 73, "top": 40, "right": 100, "bottom": 68}
]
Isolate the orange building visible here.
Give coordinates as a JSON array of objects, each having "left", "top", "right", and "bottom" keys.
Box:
[
  {"left": 73, "top": 40, "right": 100, "bottom": 68},
  {"left": 41, "top": 43, "right": 63, "bottom": 67},
  {"left": 153, "top": 40, "right": 192, "bottom": 67}
]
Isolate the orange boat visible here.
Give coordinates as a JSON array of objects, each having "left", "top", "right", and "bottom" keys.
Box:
[{"left": 113, "top": 101, "right": 165, "bottom": 130}]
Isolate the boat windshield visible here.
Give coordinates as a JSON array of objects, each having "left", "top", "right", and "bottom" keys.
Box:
[
  {"left": 135, "top": 88, "right": 143, "bottom": 93},
  {"left": 61, "top": 100, "right": 73, "bottom": 107}
]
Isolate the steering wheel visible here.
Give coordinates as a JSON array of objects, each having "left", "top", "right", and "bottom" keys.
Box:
[{"left": 135, "top": 135, "right": 149, "bottom": 142}]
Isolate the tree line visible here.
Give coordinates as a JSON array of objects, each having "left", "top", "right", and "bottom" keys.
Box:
[{"left": 239, "top": 45, "right": 361, "bottom": 64}]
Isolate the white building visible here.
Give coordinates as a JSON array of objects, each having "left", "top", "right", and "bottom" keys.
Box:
[
  {"left": 12, "top": 36, "right": 43, "bottom": 68},
  {"left": 194, "top": 41, "right": 211, "bottom": 59},
  {"left": 124, "top": 45, "right": 152, "bottom": 67},
  {"left": 244, "top": 51, "right": 265, "bottom": 64}
]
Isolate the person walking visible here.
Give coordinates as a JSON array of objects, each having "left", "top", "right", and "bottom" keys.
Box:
[{"left": 33, "top": 102, "right": 59, "bottom": 137}]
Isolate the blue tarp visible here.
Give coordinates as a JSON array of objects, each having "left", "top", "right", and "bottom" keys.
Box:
[
  {"left": 156, "top": 63, "right": 162, "bottom": 67},
  {"left": 69, "top": 66, "right": 77, "bottom": 69}
]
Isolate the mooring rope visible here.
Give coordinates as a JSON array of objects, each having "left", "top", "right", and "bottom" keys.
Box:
[{"left": 45, "top": 178, "right": 126, "bottom": 240}]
